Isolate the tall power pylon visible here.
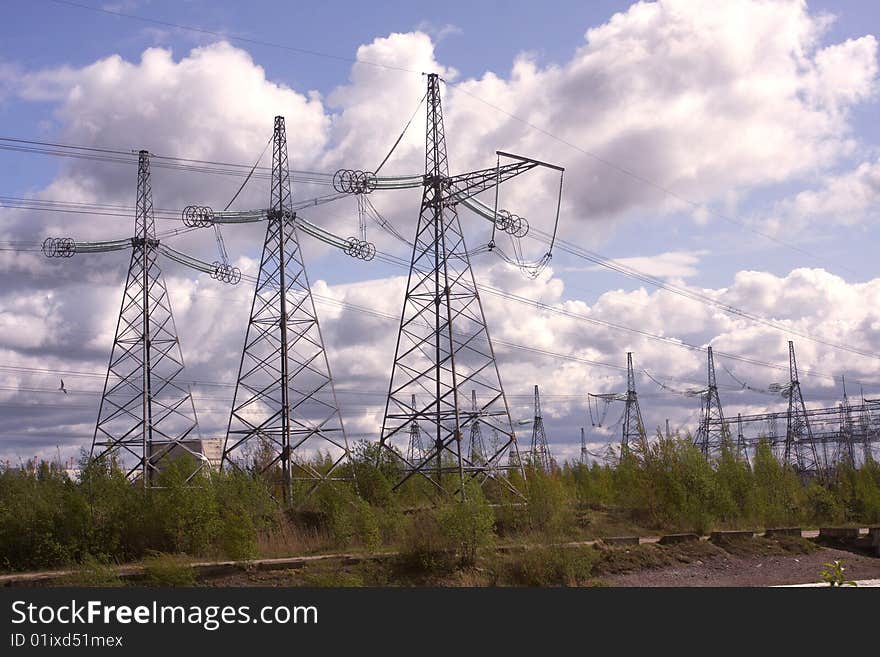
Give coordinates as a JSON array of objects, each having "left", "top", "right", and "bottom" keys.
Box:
[
  {"left": 530, "top": 385, "right": 553, "bottom": 471},
  {"left": 622, "top": 352, "right": 645, "bottom": 450},
  {"left": 407, "top": 394, "right": 425, "bottom": 464},
  {"left": 580, "top": 427, "right": 589, "bottom": 465},
  {"left": 836, "top": 378, "right": 857, "bottom": 468},
  {"left": 736, "top": 413, "right": 750, "bottom": 467},
  {"left": 222, "top": 116, "right": 350, "bottom": 503},
  {"left": 468, "top": 390, "right": 488, "bottom": 465},
  {"left": 783, "top": 341, "right": 820, "bottom": 476},
  {"left": 694, "top": 346, "right": 725, "bottom": 458},
  {"left": 587, "top": 352, "right": 645, "bottom": 451},
  {"left": 378, "top": 73, "right": 540, "bottom": 499},
  {"left": 91, "top": 150, "right": 203, "bottom": 485}
]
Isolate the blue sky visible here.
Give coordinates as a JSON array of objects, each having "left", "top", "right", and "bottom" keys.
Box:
[{"left": 2, "top": 0, "right": 880, "bottom": 465}]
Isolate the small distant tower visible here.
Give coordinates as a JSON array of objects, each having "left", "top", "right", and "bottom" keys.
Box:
[
  {"left": 407, "top": 394, "right": 424, "bottom": 465},
  {"left": 580, "top": 427, "right": 589, "bottom": 465},
  {"left": 783, "top": 341, "right": 820, "bottom": 476},
  {"left": 736, "top": 413, "right": 750, "bottom": 467},
  {"left": 622, "top": 352, "right": 645, "bottom": 450},
  {"left": 835, "top": 377, "right": 857, "bottom": 468},
  {"left": 468, "top": 390, "right": 488, "bottom": 465},
  {"left": 530, "top": 385, "right": 553, "bottom": 471},
  {"left": 694, "top": 346, "right": 725, "bottom": 458}
]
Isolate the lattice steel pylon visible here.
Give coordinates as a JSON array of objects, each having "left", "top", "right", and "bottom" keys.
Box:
[
  {"left": 378, "top": 73, "right": 524, "bottom": 499},
  {"left": 694, "top": 346, "right": 725, "bottom": 458},
  {"left": 622, "top": 352, "right": 645, "bottom": 450},
  {"left": 783, "top": 341, "right": 821, "bottom": 476},
  {"left": 836, "top": 378, "right": 857, "bottom": 468},
  {"left": 407, "top": 394, "right": 425, "bottom": 464},
  {"left": 530, "top": 385, "right": 553, "bottom": 471},
  {"left": 92, "top": 150, "right": 203, "bottom": 485},
  {"left": 468, "top": 390, "right": 488, "bottom": 465},
  {"left": 222, "top": 116, "right": 350, "bottom": 504},
  {"left": 736, "top": 413, "right": 750, "bottom": 467}
]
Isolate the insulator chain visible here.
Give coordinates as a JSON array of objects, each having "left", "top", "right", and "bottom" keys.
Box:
[
  {"left": 333, "top": 169, "right": 377, "bottom": 195},
  {"left": 211, "top": 261, "right": 242, "bottom": 285},
  {"left": 495, "top": 209, "right": 529, "bottom": 238},
  {"left": 41, "top": 237, "right": 76, "bottom": 258},
  {"left": 182, "top": 205, "right": 215, "bottom": 227},
  {"left": 343, "top": 237, "right": 377, "bottom": 261}
]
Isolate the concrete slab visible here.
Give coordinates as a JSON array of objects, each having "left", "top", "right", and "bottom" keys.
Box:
[
  {"left": 600, "top": 536, "right": 640, "bottom": 546},
  {"left": 710, "top": 530, "right": 754, "bottom": 541},
  {"left": 819, "top": 527, "right": 860, "bottom": 539},
  {"left": 658, "top": 533, "right": 700, "bottom": 545},
  {"left": 764, "top": 527, "right": 802, "bottom": 538}
]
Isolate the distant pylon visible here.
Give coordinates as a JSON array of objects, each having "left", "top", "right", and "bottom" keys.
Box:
[
  {"left": 622, "top": 352, "right": 645, "bottom": 450},
  {"left": 377, "top": 73, "right": 523, "bottom": 499},
  {"left": 736, "top": 413, "right": 750, "bottom": 467},
  {"left": 468, "top": 390, "right": 488, "bottom": 465},
  {"left": 580, "top": 427, "right": 589, "bottom": 465},
  {"left": 783, "top": 341, "right": 820, "bottom": 476},
  {"left": 91, "top": 150, "right": 202, "bottom": 485},
  {"left": 836, "top": 377, "right": 857, "bottom": 468},
  {"left": 694, "top": 346, "right": 725, "bottom": 458},
  {"left": 406, "top": 394, "right": 425, "bottom": 464},
  {"left": 222, "top": 116, "right": 350, "bottom": 504},
  {"left": 530, "top": 385, "right": 553, "bottom": 471}
]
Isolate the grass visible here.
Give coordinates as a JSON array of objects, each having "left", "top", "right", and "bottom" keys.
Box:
[{"left": 140, "top": 553, "right": 197, "bottom": 587}]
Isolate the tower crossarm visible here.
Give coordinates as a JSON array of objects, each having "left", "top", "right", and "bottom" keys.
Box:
[
  {"left": 441, "top": 158, "right": 538, "bottom": 205},
  {"left": 181, "top": 202, "right": 376, "bottom": 261}
]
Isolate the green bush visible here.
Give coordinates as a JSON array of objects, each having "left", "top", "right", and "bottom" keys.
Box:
[
  {"left": 436, "top": 482, "right": 495, "bottom": 566},
  {"left": 141, "top": 553, "right": 196, "bottom": 587}
]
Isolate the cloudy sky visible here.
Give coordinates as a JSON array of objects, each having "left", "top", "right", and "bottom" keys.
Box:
[{"left": 2, "top": 0, "right": 880, "bottom": 466}]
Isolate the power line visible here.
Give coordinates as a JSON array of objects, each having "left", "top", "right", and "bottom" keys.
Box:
[
  {"left": 3, "top": 132, "right": 873, "bottom": 358},
  {"left": 43, "top": 0, "right": 424, "bottom": 75},
  {"left": 5, "top": 236, "right": 877, "bottom": 387},
  {"left": 33, "top": 1, "right": 859, "bottom": 278}
]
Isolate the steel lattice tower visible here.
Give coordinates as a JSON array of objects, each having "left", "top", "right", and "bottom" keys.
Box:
[
  {"left": 529, "top": 385, "right": 553, "bottom": 471},
  {"left": 407, "top": 394, "right": 425, "bottom": 464},
  {"left": 378, "top": 73, "right": 523, "bottom": 499},
  {"left": 736, "top": 413, "right": 750, "bottom": 467},
  {"left": 622, "top": 352, "right": 645, "bottom": 450},
  {"left": 222, "top": 116, "right": 350, "bottom": 503},
  {"left": 92, "top": 150, "right": 202, "bottom": 485},
  {"left": 836, "top": 379, "right": 857, "bottom": 468},
  {"left": 694, "top": 346, "right": 725, "bottom": 458},
  {"left": 468, "top": 390, "right": 488, "bottom": 465},
  {"left": 783, "top": 341, "right": 820, "bottom": 476}
]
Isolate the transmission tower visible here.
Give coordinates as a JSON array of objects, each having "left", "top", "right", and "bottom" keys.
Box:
[
  {"left": 468, "top": 390, "right": 488, "bottom": 465},
  {"left": 694, "top": 346, "right": 725, "bottom": 458},
  {"left": 580, "top": 427, "right": 589, "bottom": 465},
  {"left": 783, "top": 341, "right": 820, "bottom": 476},
  {"left": 91, "top": 150, "right": 203, "bottom": 485},
  {"left": 836, "top": 377, "right": 857, "bottom": 468},
  {"left": 622, "top": 352, "right": 645, "bottom": 450},
  {"left": 587, "top": 352, "right": 645, "bottom": 451},
  {"left": 378, "top": 73, "right": 551, "bottom": 499},
  {"left": 529, "top": 385, "right": 553, "bottom": 471},
  {"left": 406, "top": 394, "right": 425, "bottom": 464},
  {"left": 736, "top": 413, "right": 750, "bottom": 467},
  {"left": 222, "top": 116, "right": 350, "bottom": 504}
]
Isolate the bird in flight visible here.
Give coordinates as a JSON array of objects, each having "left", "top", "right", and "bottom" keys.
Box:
[{"left": 59, "top": 378, "right": 68, "bottom": 394}]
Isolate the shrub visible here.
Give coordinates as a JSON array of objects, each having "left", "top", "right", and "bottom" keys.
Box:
[
  {"left": 436, "top": 482, "right": 495, "bottom": 566},
  {"left": 141, "top": 553, "right": 196, "bottom": 587}
]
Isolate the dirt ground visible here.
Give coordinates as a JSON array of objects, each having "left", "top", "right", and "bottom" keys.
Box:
[{"left": 603, "top": 544, "right": 880, "bottom": 587}]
